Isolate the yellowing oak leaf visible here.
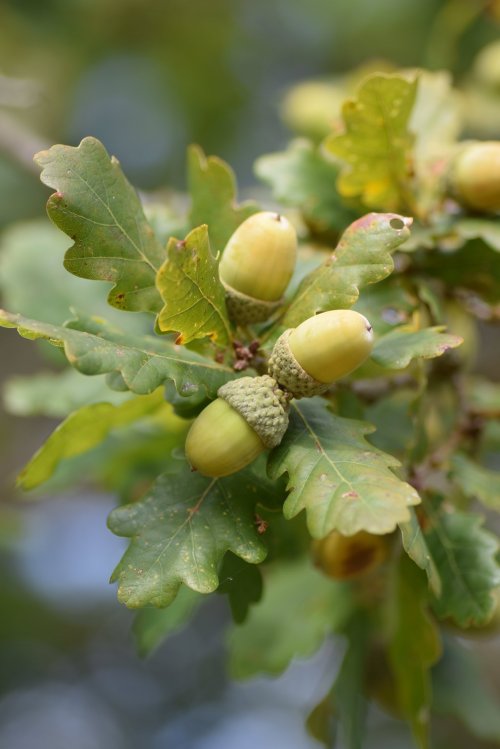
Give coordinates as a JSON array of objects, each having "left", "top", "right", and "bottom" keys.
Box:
[{"left": 324, "top": 74, "right": 418, "bottom": 212}]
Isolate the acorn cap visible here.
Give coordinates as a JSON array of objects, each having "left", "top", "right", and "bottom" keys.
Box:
[
  {"left": 268, "top": 310, "right": 374, "bottom": 398},
  {"left": 222, "top": 280, "right": 282, "bottom": 324},
  {"left": 268, "top": 329, "right": 330, "bottom": 399},
  {"left": 218, "top": 374, "right": 290, "bottom": 448}
]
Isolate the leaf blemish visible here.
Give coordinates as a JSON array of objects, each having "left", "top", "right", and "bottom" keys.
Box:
[{"left": 342, "top": 490, "right": 359, "bottom": 500}]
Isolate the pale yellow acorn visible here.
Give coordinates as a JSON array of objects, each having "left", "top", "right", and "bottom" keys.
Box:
[
  {"left": 219, "top": 211, "right": 297, "bottom": 324},
  {"left": 312, "top": 530, "right": 389, "bottom": 580},
  {"left": 450, "top": 141, "right": 500, "bottom": 212},
  {"left": 268, "top": 309, "right": 374, "bottom": 398},
  {"left": 185, "top": 375, "right": 290, "bottom": 477}
]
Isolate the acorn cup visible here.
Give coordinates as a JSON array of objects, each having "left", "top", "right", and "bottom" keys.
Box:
[
  {"left": 268, "top": 309, "right": 374, "bottom": 398},
  {"left": 219, "top": 211, "right": 298, "bottom": 324},
  {"left": 185, "top": 375, "right": 291, "bottom": 478},
  {"left": 449, "top": 141, "right": 500, "bottom": 213}
]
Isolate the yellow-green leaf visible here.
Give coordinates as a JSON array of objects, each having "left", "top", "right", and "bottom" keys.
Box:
[
  {"left": 324, "top": 74, "right": 418, "bottom": 212},
  {"left": 156, "top": 224, "right": 231, "bottom": 346},
  {"left": 17, "top": 390, "right": 166, "bottom": 491}
]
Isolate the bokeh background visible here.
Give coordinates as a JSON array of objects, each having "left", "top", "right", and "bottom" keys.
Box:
[{"left": 1, "top": 1, "right": 500, "bottom": 747}]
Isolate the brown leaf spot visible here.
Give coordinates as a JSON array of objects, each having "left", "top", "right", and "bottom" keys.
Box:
[{"left": 341, "top": 490, "right": 359, "bottom": 500}]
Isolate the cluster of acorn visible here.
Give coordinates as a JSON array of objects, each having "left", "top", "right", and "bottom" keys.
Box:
[{"left": 185, "top": 211, "right": 374, "bottom": 479}]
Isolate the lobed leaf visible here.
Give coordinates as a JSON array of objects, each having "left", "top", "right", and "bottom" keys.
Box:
[
  {"left": 108, "top": 462, "right": 272, "bottom": 608},
  {"left": 268, "top": 399, "right": 420, "bottom": 539},
  {"left": 399, "top": 509, "right": 441, "bottom": 597},
  {"left": 389, "top": 555, "right": 441, "bottom": 749},
  {"left": 228, "top": 558, "right": 350, "bottom": 679},
  {"left": 17, "top": 390, "right": 166, "bottom": 491},
  {"left": 3, "top": 369, "right": 129, "bottom": 418},
  {"left": 156, "top": 224, "right": 231, "bottom": 346},
  {"left": 278, "top": 212, "right": 412, "bottom": 330},
  {"left": 425, "top": 510, "right": 500, "bottom": 627},
  {"left": 188, "top": 145, "right": 258, "bottom": 255},
  {"left": 451, "top": 453, "right": 500, "bottom": 511},
  {"left": 255, "top": 138, "right": 358, "bottom": 234},
  {"left": 0, "top": 309, "right": 236, "bottom": 400},
  {"left": 371, "top": 325, "right": 463, "bottom": 369},
  {"left": 35, "top": 137, "right": 165, "bottom": 313},
  {"left": 324, "top": 74, "right": 418, "bottom": 212}
]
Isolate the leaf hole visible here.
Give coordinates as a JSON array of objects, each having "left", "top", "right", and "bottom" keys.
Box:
[{"left": 390, "top": 217, "right": 406, "bottom": 231}]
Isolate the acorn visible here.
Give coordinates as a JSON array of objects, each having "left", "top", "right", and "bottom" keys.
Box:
[
  {"left": 312, "top": 530, "right": 389, "bottom": 580},
  {"left": 268, "top": 309, "right": 374, "bottom": 398},
  {"left": 219, "top": 211, "right": 297, "bottom": 324},
  {"left": 450, "top": 141, "right": 500, "bottom": 212},
  {"left": 185, "top": 375, "right": 290, "bottom": 477}
]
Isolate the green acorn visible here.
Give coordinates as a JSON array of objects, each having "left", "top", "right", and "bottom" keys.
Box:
[
  {"left": 450, "top": 141, "right": 500, "bottom": 212},
  {"left": 268, "top": 309, "right": 374, "bottom": 398},
  {"left": 219, "top": 211, "right": 297, "bottom": 324},
  {"left": 185, "top": 375, "right": 290, "bottom": 477}
]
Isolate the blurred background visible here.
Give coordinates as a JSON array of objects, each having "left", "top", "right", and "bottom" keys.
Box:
[{"left": 1, "top": 1, "right": 500, "bottom": 747}]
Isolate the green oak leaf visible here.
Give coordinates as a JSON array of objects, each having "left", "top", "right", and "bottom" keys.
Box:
[
  {"left": 3, "top": 369, "right": 129, "bottom": 418},
  {"left": 0, "top": 219, "right": 151, "bottom": 334},
  {"left": 255, "top": 139, "right": 358, "bottom": 234},
  {"left": 389, "top": 555, "right": 441, "bottom": 749},
  {"left": 324, "top": 74, "right": 418, "bottom": 212},
  {"left": 108, "top": 462, "right": 269, "bottom": 608},
  {"left": 399, "top": 509, "right": 441, "bottom": 597},
  {"left": 268, "top": 399, "right": 420, "bottom": 538},
  {"left": 228, "top": 558, "right": 351, "bottom": 679},
  {"left": 419, "top": 239, "right": 500, "bottom": 304},
  {"left": 0, "top": 309, "right": 236, "bottom": 400},
  {"left": 217, "top": 552, "right": 263, "bottom": 624},
  {"left": 371, "top": 325, "right": 463, "bottom": 369},
  {"left": 133, "top": 586, "right": 202, "bottom": 657},
  {"left": 34, "top": 137, "right": 165, "bottom": 313},
  {"left": 365, "top": 388, "right": 419, "bottom": 459},
  {"left": 156, "top": 224, "right": 231, "bottom": 346},
  {"left": 352, "top": 279, "right": 418, "bottom": 338},
  {"left": 17, "top": 389, "right": 166, "bottom": 491},
  {"left": 306, "top": 613, "right": 369, "bottom": 749},
  {"left": 465, "top": 376, "right": 500, "bottom": 417},
  {"left": 433, "top": 637, "right": 500, "bottom": 743},
  {"left": 425, "top": 510, "right": 500, "bottom": 627},
  {"left": 188, "top": 145, "right": 258, "bottom": 255},
  {"left": 277, "top": 212, "right": 412, "bottom": 330},
  {"left": 453, "top": 217, "right": 500, "bottom": 253},
  {"left": 451, "top": 453, "right": 500, "bottom": 511}
]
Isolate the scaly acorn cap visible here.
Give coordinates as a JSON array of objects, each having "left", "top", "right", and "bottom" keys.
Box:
[
  {"left": 268, "top": 328, "right": 330, "bottom": 398},
  {"left": 222, "top": 281, "right": 281, "bottom": 325},
  {"left": 268, "top": 310, "right": 374, "bottom": 399},
  {"left": 219, "top": 211, "right": 297, "bottom": 324},
  {"left": 218, "top": 374, "right": 291, "bottom": 449}
]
